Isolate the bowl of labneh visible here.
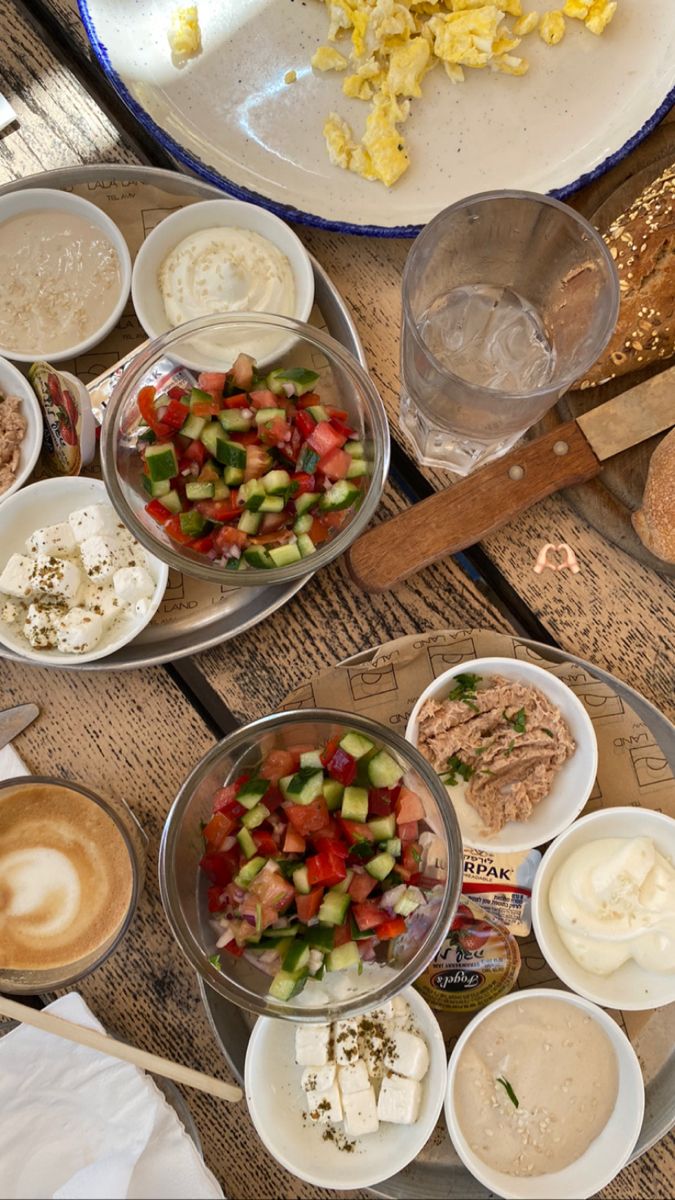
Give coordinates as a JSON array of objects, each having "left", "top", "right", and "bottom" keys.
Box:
[
  {"left": 131, "top": 199, "right": 314, "bottom": 371},
  {"left": 532, "top": 806, "right": 675, "bottom": 1010},
  {"left": 0, "top": 189, "right": 131, "bottom": 363},
  {"left": 445, "top": 988, "right": 644, "bottom": 1199},
  {"left": 406, "top": 657, "right": 598, "bottom": 854}
]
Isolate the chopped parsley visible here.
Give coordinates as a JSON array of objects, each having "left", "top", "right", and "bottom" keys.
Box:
[
  {"left": 208, "top": 953, "right": 222, "bottom": 970},
  {"left": 448, "top": 673, "right": 481, "bottom": 712},
  {"left": 504, "top": 707, "right": 527, "bottom": 734},
  {"left": 496, "top": 1076, "right": 519, "bottom": 1108},
  {"left": 505, "top": 739, "right": 515, "bottom": 756},
  {"left": 542, "top": 727, "right": 554, "bottom": 738},
  {"left": 441, "top": 754, "right": 475, "bottom": 787}
]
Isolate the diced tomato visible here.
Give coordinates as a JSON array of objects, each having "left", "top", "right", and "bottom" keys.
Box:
[
  {"left": 338, "top": 819, "right": 374, "bottom": 845},
  {"left": 296, "top": 392, "right": 321, "bottom": 409},
  {"left": 333, "top": 921, "right": 352, "bottom": 948},
  {"left": 285, "top": 796, "right": 329, "bottom": 836},
  {"left": 249, "top": 862, "right": 295, "bottom": 911},
  {"left": 329, "top": 416, "right": 356, "bottom": 440},
  {"left": 326, "top": 407, "right": 349, "bottom": 421},
  {"left": 161, "top": 397, "right": 191, "bottom": 431},
  {"left": 261, "top": 785, "right": 285, "bottom": 814},
  {"left": 196, "top": 498, "right": 241, "bottom": 522},
  {"left": 260, "top": 749, "right": 298, "bottom": 783},
  {"left": 214, "top": 526, "right": 248, "bottom": 551},
  {"left": 221, "top": 938, "right": 245, "bottom": 958},
  {"left": 245, "top": 444, "right": 272, "bottom": 480},
  {"left": 207, "top": 885, "right": 228, "bottom": 913},
  {"left": 190, "top": 534, "right": 215, "bottom": 554},
  {"left": 309, "top": 518, "right": 331, "bottom": 546},
  {"left": 283, "top": 826, "right": 306, "bottom": 854},
  {"left": 223, "top": 391, "right": 250, "bottom": 408},
  {"left": 168, "top": 385, "right": 188, "bottom": 401},
  {"left": 317, "top": 448, "right": 351, "bottom": 480},
  {"left": 199, "top": 848, "right": 239, "bottom": 886},
  {"left": 138, "top": 385, "right": 171, "bottom": 438},
  {"left": 368, "top": 789, "right": 393, "bottom": 817},
  {"left": 197, "top": 371, "right": 227, "bottom": 400},
  {"left": 348, "top": 872, "right": 378, "bottom": 902},
  {"left": 259, "top": 416, "right": 291, "bottom": 446},
  {"left": 259, "top": 512, "right": 286, "bottom": 532},
  {"left": 314, "top": 836, "right": 349, "bottom": 859},
  {"left": 306, "top": 850, "right": 347, "bottom": 888},
  {"left": 295, "top": 886, "right": 324, "bottom": 923},
  {"left": 352, "top": 901, "right": 388, "bottom": 931},
  {"left": 182, "top": 439, "right": 208, "bottom": 467},
  {"left": 252, "top": 830, "right": 278, "bottom": 858},
  {"left": 249, "top": 389, "right": 278, "bottom": 409},
  {"left": 402, "top": 841, "right": 423, "bottom": 875},
  {"left": 231, "top": 352, "right": 255, "bottom": 390},
  {"left": 325, "top": 747, "right": 357, "bottom": 786},
  {"left": 202, "top": 811, "right": 237, "bottom": 851},
  {"left": 290, "top": 471, "right": 316, "bottom": 497},
  {"left": 145, "top": 499, "right": 172, "bottom": 525},
  {"left": 395, "top": 787, "right": 426, "bottom": 825},
  {"left": 230, "top": 430, "right": 260, "bottom": 445},
  {"left": 320, "top": 510, "right": 347, "bottom": 530},
  {"left": 409, "top": 872, "right": 440, "bottom": 890},
  {"left": 398, "top": 820, "right": 419, "bottom": 844},
  {"left": 164, "top": 515, "right": 196, "bottom": 545},
  {"left": 375, "top": 915, "right": 407, "bottom": 940},
  {"left": 307, "top": 421, "right": 347, "bottom": 456},
  {"left": 295, "top": 410, "right": 316, "bottom": 440},
  {"left": 212, "top": 777, "right": 248, "bottom": 811},
  {"left": 191, "top": 399, "right": 222, "bottom": 418},
  {"left": 320, "top": 737, "right": 340, "bottom": 767}
]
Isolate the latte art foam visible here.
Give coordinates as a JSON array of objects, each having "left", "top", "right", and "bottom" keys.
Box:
[{"left": 0, "top": 783, "right": 134, "bottom": 972}]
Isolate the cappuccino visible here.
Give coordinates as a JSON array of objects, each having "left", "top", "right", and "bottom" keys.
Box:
[{"left": 0, "top": 781, "right": 133, "bottom": 972}]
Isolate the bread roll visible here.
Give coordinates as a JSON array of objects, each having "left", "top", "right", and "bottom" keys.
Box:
[
  {"left": 632, "top": 427, "right": 675, "bottom": 564},
  {"left": 575, "top": 164, "right": 675, "bottom": 389}
]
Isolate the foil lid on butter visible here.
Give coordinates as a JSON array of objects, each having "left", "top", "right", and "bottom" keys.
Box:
[{"left": 414, "top": 895, "right": 521, "bottom": 1013}]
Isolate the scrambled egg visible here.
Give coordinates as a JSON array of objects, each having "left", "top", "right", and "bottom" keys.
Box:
[
  {"left": 314, "top": 0, "right": 619, "bottom": 186},
  {"left": 167, "top": 6, "right": 202, "bottom": 64}
]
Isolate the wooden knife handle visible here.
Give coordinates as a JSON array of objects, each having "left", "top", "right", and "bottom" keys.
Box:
[{"left": 347, "top": 420, "right": 600, "bottom": 592}]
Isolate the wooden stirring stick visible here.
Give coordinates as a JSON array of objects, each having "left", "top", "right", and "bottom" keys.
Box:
[{"left": 0, "top": 996, "right": 242, "bottom": 1103}]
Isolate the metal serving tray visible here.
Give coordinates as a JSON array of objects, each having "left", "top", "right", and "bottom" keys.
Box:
[
  {"left": 0, "top": 164, "right": 365, "bottom": 670},
  {"left": 199, "top": 636, "right": 675, "bottom": 1199}
]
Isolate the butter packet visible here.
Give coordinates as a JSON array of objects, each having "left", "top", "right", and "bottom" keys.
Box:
[{"left": 462, "top": 846, "right": 541, "bottom": 937}]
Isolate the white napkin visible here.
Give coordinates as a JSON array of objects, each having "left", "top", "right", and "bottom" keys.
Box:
[
  {"left": 0, "top": 990, "right": 224, "bottom": 1199},
  {"left": 0, "top": 93, "right": 17, "bottom": 132},
  {"left": 0, "top": 740, "right": 29, "bottom": 779}
]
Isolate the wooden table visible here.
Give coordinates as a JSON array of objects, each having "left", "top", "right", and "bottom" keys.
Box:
[{"left": 1, "top": 2, "right": 674, "bottom": 1196}]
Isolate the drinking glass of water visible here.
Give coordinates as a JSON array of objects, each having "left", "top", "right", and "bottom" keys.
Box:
[{"left": 400, "top": 191, "right": 619, "bottom": 475}]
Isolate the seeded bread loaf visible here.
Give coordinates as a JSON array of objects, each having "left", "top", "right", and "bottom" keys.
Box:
[
  {"left": 632, "top": 427, "right": 675, "bottom": 565},
  {"left": 575, "top": 164, "right": 675, "bottom": 389}
]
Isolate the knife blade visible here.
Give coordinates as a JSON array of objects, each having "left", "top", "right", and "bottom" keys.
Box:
[
  {"left": 0, "top": 703, "right": 39, "bottom": 751},
  {"left": 347, "top": 364, "right": 675, "bottom": 592}
]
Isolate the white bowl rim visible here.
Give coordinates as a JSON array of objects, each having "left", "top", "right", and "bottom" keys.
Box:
[
  {"left": 0, "top": 357, "right": 42, "bottom": 501},
  {"left": 444, "top": 985, "right": 645, "bottom": 1200},
  {"left": 0, "top": 475, "right": 168, "bottom": 665},
  {"left": 405, "top": 656, "right": 599, "bottom": 853},
  {"left": 0, "top": 187, "right": 132, "bottom": 363},
  {"left": 531, "top": 805, "right": 675, "bottom": 1010},
  {"left": 244, "top": 985, "right": 448, "bottom": 1189}
]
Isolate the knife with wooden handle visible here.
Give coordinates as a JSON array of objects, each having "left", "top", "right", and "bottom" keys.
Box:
[{"left": 347, "top": 366, "right": 675, "bottom": 592}]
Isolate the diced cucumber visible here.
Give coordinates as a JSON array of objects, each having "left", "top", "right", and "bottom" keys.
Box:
[
  {"left": 200, "top": 422, "right": 227, "bottom": 462},
  {"left": 366, "top": 851, "right": 396, "bottom": 880},
  {"left": 368, "top": 750, "right": 404, "bottom": 789},
  {"left": 384, "top": 837, "right": 402, "bottom": 858},
  {"left": 340, "top": 731, "right": 375, "bottom": 760},
  {"left": 254, "top": 407, "right": 286, "bottom": 425},
  {"left": 292, "top": 865, "right": 311, "bottom": 895},
  {"left": 297, "top": 534, "right": 316, "bottom": 558},
  {"left": 266, "top": 367, "right": 319, "bottom": 396},
  {"left": 158, "top": 489, "right": 183, "bottom": 514},
  {"left": 346, "top": 459, "right": 369, "bottom": 479},
  {"left": 268, "top": 967, "right": 308, "bottom": 1001},
  {"left": 179, "top": 510, "right": 207, "bottom": 538},
  {"left": 213, "top": 478, "right": 231, "bottom": 500},
  {"left": 323, "top": 779, "right": 344, "bottom": 812},
  {"left": 283, "top": 938, "right": 310, "bottom": 972},
  {"left": 306, "top": 404, "right": 329, "bottom": 423},
  {"left": 237, "top": 778, "right": 269, "bottom": 809},
  {"left": 300, "top": 750, "right": 324, "bottom": 770},
  {"left": 306, "top": 925, "right": 335, "bottom": 952},
  {"left": 224, "top": 466, "right": 245, "bottom": 486},
  {"left": 345, "top": 440, "right": 365, "bottom": 458},
  {"left": 220, "top": 440, "right": 247, "bottom": 469},
  {"left": 269, "top": 925, "right": 299, "bottom": 939},
  {"left": 268, "top": 543, "right": 302, "bottom": 567},
  {"left": 279, "top": 774, "right": 295, "bottom": 799},
  {"left": 185, "top": 480, "right": 215, "bottom": 501},
  {"left": 189, "top": 387, "right": 216, "bottom": 410},
  {"left": 349, "top": 914, "right": 375, "bottom": 941},
  {"left": 262, "top": 469, "right": 291, "bottom": 496},
  {"left": 326, "top": 941, "right": 360, "bottom": 971},
  {"left": 368, "top": 814, "right": 396, "bottom": 841},
  {"left": 181, "top": 413, "right": 207, "bottom": 440},
  {"left": 393, "top": 886, "right": 424, "bottom": 917},
  {"left": 219, "top": 409, "right": 252, "bottom": 433},
  {"left": 145, "top": 442, "right": 178, "bottom": 482},
  {"left": 144, "top": 477, "right": 170, "bottom": 498},
  {"left": 318, "top": 889, "right": 351, "bottom": 926},
  {"left": 237, "top": 827, "right": 257, "bottom": 859},
  {"left": 237, "top": 510, "right": 262, "bottom": 535},
  {"left": 341, "top": 785, "right": 369, "bottom": 823},
  {"left": 294, "top": 492, "right": 320, "bottom": 517},
  {"left": 241, "top": 803, "right": 269, "bottom": 830},
  {"left": 239, "top": 480, "right": 267, "bottom": 511},
  {"left": 318, "top": 479, "right": 360, "bottom": 513},
  {"left": 244, "top": 547, "right": 274, "bottom": 569},
  {"left": 259, "top": 495, "right": 285, "bottom": 513},
  {"left": 285, "top": 769, "right": 324, "bottom": 806},
  {"left": 333, "top": 868, "right": 353, "bottom": 895},
  {"left": 234, "top": 856, "right": 266, "bottom": 888}
]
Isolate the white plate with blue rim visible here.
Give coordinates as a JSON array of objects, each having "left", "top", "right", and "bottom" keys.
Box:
[{"left": 79, "top": 0, "right": 675, "bottom": 236}]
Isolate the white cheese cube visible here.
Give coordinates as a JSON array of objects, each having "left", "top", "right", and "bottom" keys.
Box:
[
  {"left": 377, "top": 1073, "right": 422, "bottom": 1124},
  {"left": 305, "top": 1081, "right": 343, "bottom": 1124},
  {"left": 0, "top": 553, "right": 36, "bottom": 599},
  {"left": 68, "top": 504, "right": 118, "bottom": 543},
  {"left": 334, "top": 1019, "right": 360, "bottom": 1066},
  {"left": 26, "top": 523, "right": 77, "bottom": 557},
  {"left": 1, "top": 600, "right": 19, "bottom": 624},
  {"left": 342, "top": 1086, "right": 379, "bottom": 1137},
  {"left": 295, "top": 1024, "right": 331, "bottom": 1067},
  {"left": 301, "top": 1063, "right": 336, "bottom": 1094},
  {"left": 361, "top": 1031, "right": 385, "bottom": 1081},
  {"left": 112, "top": 565, "right": 154, "bottom": 606},
  {"left": 23, "top": 603, "right": 59, "bottom": 649},
  {"left": 82, "top": 583, "right": 122, "bottom": 631},
  {"left": 30, "top": 555, "right": 82, "bottom": 602},
  {"left": 338, "top": 1059, "right": 371, "bottom": 1096},
  {"left": 383, "top": 1029, "right": 429, "bottom": 1082},
  {"left": 367, "top": 1000, "right": 394, "bottom": 1021},
  {"left": 391, "top": 996, "right": 411, "bottom": 1026},
  {"left": 55, "top": 607, "right": 104, "bottom": 654},
  {"left": 79, "top": 535, "right": 125, "bottom": 581}
]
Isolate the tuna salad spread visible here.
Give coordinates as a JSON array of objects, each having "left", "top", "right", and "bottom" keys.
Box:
[
  {"left": 417, "top": 673, "right": 575, "bottom": 835},
  {"left": 0, "top": 394, "right": 26, "bottom": 495}
]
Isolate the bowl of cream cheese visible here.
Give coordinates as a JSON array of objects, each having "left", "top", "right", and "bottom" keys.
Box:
[
  {"left": 131, "top": 199, "right": 314, "bottom": 370},
  {"left": 532, "top": 806, "right": 675, "bottom": 1010}
]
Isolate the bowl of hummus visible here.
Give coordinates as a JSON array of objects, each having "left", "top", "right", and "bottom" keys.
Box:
[
  {"left": 406, "top": 657, "right": 598, "bottom": 853},
  {"left": 0, "top": 356, "right": 42, "bottom": 504}
]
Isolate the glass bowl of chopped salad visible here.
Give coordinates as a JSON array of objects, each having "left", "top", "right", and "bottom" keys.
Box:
[
  {"left": 100, "top": 314, "right": 390, "bottom": 585},
  {"left": 159, "top": 709, "right": 463, "bottom": 1021}
]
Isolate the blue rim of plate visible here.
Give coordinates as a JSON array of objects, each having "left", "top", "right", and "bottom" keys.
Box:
[{"left": 78, "top": 0, "right": 675, "bottom": 238}]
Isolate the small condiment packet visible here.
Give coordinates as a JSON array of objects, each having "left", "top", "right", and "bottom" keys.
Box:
[
  {"left": 29, "top": 362, "right": 97, "bottom": 477},
  {"left": 87, "top": 353, "right": 196, "bottom": 423},
  {"left": 0, "top": 93, "right": 17, "bottom": 133},
  {"left": 415, "top": 896, "right": 521, "bottom": 1014},
  {"left": 462, "top": 846, "right": 541, "bottom": 936}
]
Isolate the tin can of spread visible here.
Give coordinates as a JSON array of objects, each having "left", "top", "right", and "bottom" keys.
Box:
[
  {"left": 414, "top": 896, "right": 521, "bottom": 1013},
  {"left": 28, "top": 362, "right": 96, "bottom": 477}
]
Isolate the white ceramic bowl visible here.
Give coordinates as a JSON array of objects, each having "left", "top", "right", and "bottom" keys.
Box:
[
  {"left": 405, "top": 657, "right": 598, "bottom": 854},
  {"left": 131, "top": 198, "right": 315, "bottom": 371},
  {"left": 0, "top": 189, "right": 131, "bottom": 363},
  {"left": 0, "top": 476, "right": 168, "bottom": 666},
  {"left": 445, "top": 988, "right": 645, "bottom": 1200},
  {"left": 532, "top": 806, "right": 675, "bottom": 1011},
  {"left": 0, "top": 357, "right": 42, "bottom": 502},
  {"left": 244, "top": 986, "right": 447, "bottom": 1189}
]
